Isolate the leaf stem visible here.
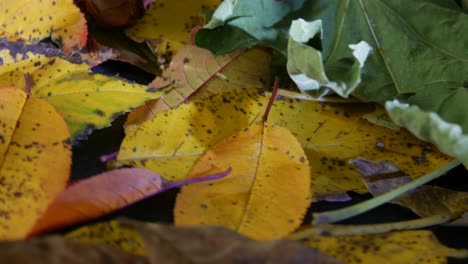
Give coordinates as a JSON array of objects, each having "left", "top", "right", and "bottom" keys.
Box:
[
  {"left": 263, "top": 76, "right": 279, "bottom": 122},
  {"left": 312, "top": 159, "right": 461, "bottom": 225},
  {"left": 292, "top": 214, "right": 450, "bottom": 240}
]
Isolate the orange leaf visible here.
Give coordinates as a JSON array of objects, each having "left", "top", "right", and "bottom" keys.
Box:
[
  {"left": 0, "top": 87, "right": 71, "bottom": 239},
  {"left": 175, "top": 121, "right": 311, "bottom": 240},
  {"left": 30, "top": 167, "right": 230, "bottom": 235},
  {"left": 0, "top": 0, "right": 87, "bottom": 54}
]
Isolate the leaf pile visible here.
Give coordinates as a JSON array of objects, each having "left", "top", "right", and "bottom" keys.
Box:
[{"left": 0, "top": 0, "right": 467, "bottom": 263}]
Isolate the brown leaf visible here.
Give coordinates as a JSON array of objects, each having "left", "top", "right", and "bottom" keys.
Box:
[
  {"left": 121, "top": 219, "right": 343, "bottom": 264},
  {"left": 351, "top": 158, "right": 468, "bottom": 219},
  {"left": 0, "top": 236, "right": 148, "bottom": 264}
]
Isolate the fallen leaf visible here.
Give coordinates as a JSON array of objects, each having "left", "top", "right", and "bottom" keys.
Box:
[
  {"left": 125, "top": 46, "right": 271, "bottom": 133},
  {"left": 117, "top": 88, "right": 451, "bottom": 200},
  {"left": 175, "top": 120, "right": 311, "bottom": 239},
  {"left": 0, "top": 0, "right": 87, "bottom": 54},
  {"left": 0, "top": 87, "right": 71, "bottom": 239},
  {"left": 351, "top": 158, "right": 468, "bottom": 220},
  {"left": 30, "top": 167, "right": 230, "bottom": 235},
  {"left": 0, "top": 236, "right": 148, "bottom": 264},
  {"left": 0, "top": 40, "right": 161, "bottom": 141},
  {"left": 122, "top": 218, "right": 343, "bottom": 264},
  {"left": 306, "top": 230, "right": 468, "bottom": 264},
  {"left": 125, "top": 0, "right": 220, "bottom": 58}
]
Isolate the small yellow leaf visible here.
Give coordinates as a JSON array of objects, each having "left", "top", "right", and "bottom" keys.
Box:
[
  {"left": 0, "top": 41, "right": 161, "bottom": 140},
  {"left": 306, "top": 231, "right": 468, "bottom": 264},
  {"left": 0, "top": 0, "right": 87, "bottom": 54},
  {"left": 175, "top": 121, "right": 311, "bottom": 240},
  {"left": 125, "top": 0, "right": 221, "bottom": 56},
  {"left": 66, "top": 221, "right": 146, "bottom": 256},
  {"left": 117, "top": 89, "right": 451, "bottom": 200},
  {"left": 0, "top": 87, "right": 71, "bottom": 239}
]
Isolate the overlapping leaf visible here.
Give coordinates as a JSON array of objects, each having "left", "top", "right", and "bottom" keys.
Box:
[
  {"left": 30, "top": 167, "right": 229, "bottom": 235},
  {"left": 118, "top": 88, "right": 451, "bottom": 200},
  {"left": 0, "top": 87, "right": 71, "bottom": 239},
  {"left": 175, "top": 121, "right": 311, "bottom": 239},
  {"left": 352, "top": 158, "right": 468, "bottom": 220},
  {"left": 195, "top": 0, "right": 468, "bottom": 162},
  {"left": 0, "top": 0, "right": 87, "bottom": 54},
  {"left": 0, "top": 40, "right": 161, "bottom": 141},
  {"left": 125, "top": 46, "right": 271, "bottom": 132}
]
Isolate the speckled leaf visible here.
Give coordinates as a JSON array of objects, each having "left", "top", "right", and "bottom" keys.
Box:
[
  {"left": 66, "top": 221, "right": 146, "bottom": 256},
  {"left": 175, "top": 121, "right": 311, "bottom": 240},
  {"left": 0, "top": 0, "right": 87, "bottom": 54},
  {"left": 125, "top": 46, "right": 271, "bottom": 133},
  {"left": 125, "top": 0, "right": 221, "bottom": 58},
  {"left": 306, "top": 230, "right": 468, "bottom": 264},
  {"left": 117, "top": 88, "right": 451, "bottom": 200},
  {"left": 0, "top": 40, "right": 161, "bottom": 141},
  {"left": 0, "top": 87, "right": 71, "bottom": 239}
]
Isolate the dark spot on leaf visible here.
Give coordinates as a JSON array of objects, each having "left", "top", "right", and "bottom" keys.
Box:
[{"left": 93, "top": 109, "right": 105, "bottom": 117}]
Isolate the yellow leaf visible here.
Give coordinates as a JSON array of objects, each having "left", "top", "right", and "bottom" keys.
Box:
[
  {"left": 125, "top": 0, "right": 220, "bottom": 56},
  {"left": 117, "top": 89, "right": 451, "bottom": 200},
  {"left": 175, "top": 121, "right": 311, "bottom": 240},
  {"left": 125, "top": 46, "right": 271, "bottom": 133},
  {"left": 0, "top": 41, "right": 161, "bottom": 141},
  {"left": 0, "top": 0, "right": 87, "bottom": 54},
  {"left": 0, "top": 87, "right": 71, "bottom": 239},
  {"left": 66, "top": 221, "right": 146, "bottom": 256},
  {"left": 306, "top": 231, "right": 468, "bottom": 264}
]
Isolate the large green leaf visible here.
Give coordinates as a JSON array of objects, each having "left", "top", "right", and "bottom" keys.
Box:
[{"left": 195, "top": 0, "right": 468, "bottom": 162}]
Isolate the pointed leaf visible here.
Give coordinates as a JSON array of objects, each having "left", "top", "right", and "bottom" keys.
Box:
[
  {"left": 30, "top": 168, "right": 229, "bottom": 235},
  {"left": 176, "top": 121, "right": 312, "bottom": 240},
  {"left": 0, "top": 0, "right": 87, "bottom": 54},
  {"left": 0, "top": 87, "right": 71, "bottom": 239},
  {"left": 0, "top": 40, "right": 161, "bottom": 141}
]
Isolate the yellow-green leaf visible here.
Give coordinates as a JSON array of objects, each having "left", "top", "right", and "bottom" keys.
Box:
[
  {"left": 117, "top": 89, "right": 451, "bottom": 199},
  {"left": 0, "top": 87, "right": 71, "bottom": 239},
  {"left": 175, "top": 121, "right": 311, "bottom": 240},
  {"left": 0, "top": 40, "right": 161, "bottom": 141},
  {"left": 0, "top": 0, "right": 87, "bottom": 54},
  {"left": 306, "top": 231, "right": 468, "bottom": 264}
]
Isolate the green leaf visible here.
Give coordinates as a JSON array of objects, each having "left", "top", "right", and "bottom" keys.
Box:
[
  {"left": 287, "top": 19, "right": 372, "bottom": 97},
  {"left": 386, "top": 100, "right": 468, "bottom": 164},
  {"left": 196, "top": 0, "right": 468, "bottom": 161}
]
